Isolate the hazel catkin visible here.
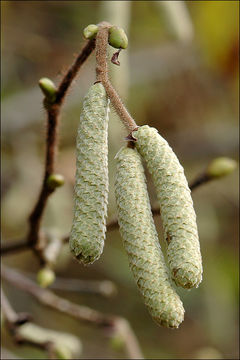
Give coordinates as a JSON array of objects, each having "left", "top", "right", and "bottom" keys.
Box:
[
  {"left": 69, "top": 83, "right": 110, "bottom": 265},
  {"left": 115, "top": 146, "right": 184, "bottom": 328},
  {"left": 133, "top": 125, "right": 202, "bottom": 289}
]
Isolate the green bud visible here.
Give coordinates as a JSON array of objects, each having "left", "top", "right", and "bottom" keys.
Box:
[
  {"left": 39, "top": 78, "right": 57, "bottom": 102},
  {"left": 207, "top": 157, "right": 237, "bottom": 178},
  {"left": 110, "top": 334, "right": 125, "bottom": 351},
  {"left": 83, "top": 24, "right": 99, "bottom": 39},
  {"left": 55, "top": 344, "right": 72, "bottom": 359},
  {"left": 47, "top": 174, "right": 65, "bottom": 190},
  {"left": 108, "top": 26, "right": 128, "bottom": 49},
  {"left": 37, "top": 267, "right": 55, "bottom": 288}
]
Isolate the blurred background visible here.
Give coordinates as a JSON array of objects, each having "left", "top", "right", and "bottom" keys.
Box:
[{"left": 1, "top": 1, "right": 239, "bottom": 359}]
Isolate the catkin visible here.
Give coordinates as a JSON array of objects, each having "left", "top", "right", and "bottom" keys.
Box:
[
  {"left": 133, "top": 125, "right": 202, "bottom": 289},
  {"left": 69, "top": 83, "right": 109, "bottom": 264},
  {"left": 115, "top": 147, "right": 184, "bottom": 328}
]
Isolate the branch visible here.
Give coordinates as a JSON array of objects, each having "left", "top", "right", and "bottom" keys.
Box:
[
  {"left": 49, "top": 277, "right": 117, "bottom": 298},
  {"left": 1, "top": 289, "right": 55, "bottom": 357},
  {"left": 0, "top": 167, "right": 219, "bottom": 256},
  {"left": 26, "top": 39, "right": 95, "bottom": 261},
  {"left": 56, "top": 39, "right": 96, "bottom": 105},
  {"left": 2, "top": 265, "right": 144, "bottom": 359}
]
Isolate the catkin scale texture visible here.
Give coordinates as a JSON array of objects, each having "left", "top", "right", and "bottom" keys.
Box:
[
  {"left": 133, "top": 125, "right": 202, "bottom": 289},
  {"left": 115, "top": 147, "right": 184, "bottom": 328},
  {"left": 69, "top": 83, "right": 109, "bottom": 265}
]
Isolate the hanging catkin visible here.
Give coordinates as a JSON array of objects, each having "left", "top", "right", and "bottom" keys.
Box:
[
  {"left": 69, "top": 83, "right": 109, "bottom": 264},
  {"left": 115, "top": 146, "right": 184, "bottom": 328},
  {"left": 133, "top": 125, "right": 202, "bottom": 289}
]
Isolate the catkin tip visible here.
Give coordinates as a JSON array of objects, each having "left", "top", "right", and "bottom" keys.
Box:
[{"left": 173, "top": 267, "right": 202, "bottom": 289}]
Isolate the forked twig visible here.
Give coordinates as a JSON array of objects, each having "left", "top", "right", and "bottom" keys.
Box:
[{"left": 2, "top": 265, "right": 144, "bottom": 359}]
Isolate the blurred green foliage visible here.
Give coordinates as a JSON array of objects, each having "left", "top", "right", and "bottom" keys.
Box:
[{"left": 2, "top": 1, "right": 239, "bottom": 359}]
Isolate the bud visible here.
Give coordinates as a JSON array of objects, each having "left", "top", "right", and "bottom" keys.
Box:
[
  {"left": 108, "top": 26, "right": 128, "bottom": 49},
  {"left": 110, "top": 334, "right": 125, "bottom": 351},
  {"left": 37, "top": 267, "right": 55, "bottom": 288},
  {"left": 115, "top": 147, "right": 184, "bottom": 328},
  {"left": 39, "top": 78, "right": 57, "bottom": 102},
  {"left": 207, "top": 157, "right": 237, "bottom": 178},
  {"left": 69, "top": 83, "right": 110, "bottom": 265},
  {"left": 133, "top": 125, "right": 202, "bottom": 289},
  {"left": 83, "top": 24, "right": 99, "bottom": 39},
  {"left": 55, "top": 344, "right": 72, "bottom": 359},
  {"left": 47, "top": 174, "right": 65, "bottom": 190}
]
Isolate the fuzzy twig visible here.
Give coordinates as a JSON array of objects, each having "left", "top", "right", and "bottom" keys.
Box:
[
  {"left": 95, "top": 25, "right": 138, "bottom": 132},
  {"left": 2, "top": 265, "right": 144, "bottom": 359}
]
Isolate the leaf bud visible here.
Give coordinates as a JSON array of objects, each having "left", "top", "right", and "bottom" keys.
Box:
[
  {"left": 108, "top": 26, "right": 128, "bottom": 49},
  {"left": 207, "top": 157, "right": 237, "bottom": 178},
  {"left": 37, "top": 267, "right": 55, "bottom": 288},
  {"left": 83, "top": 24, "right": 99, "bottom": 39},
  {"left": 39, "top": 77, "right": 57, "bottom": 103},
  {"left": 47, "top": 174, "right": 65, "bottom": 190}
]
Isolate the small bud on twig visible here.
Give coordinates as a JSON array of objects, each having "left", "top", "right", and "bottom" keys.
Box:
[
  {"left": 47, "top": 174, "right": 65, "bottom": 190},
  {"left": 207, "top": 157, "right": 237, "bottom": 179},
  {"left": 39, "top": 78, "right": 57, "bottom": 103},
  {"left": 55, "top": 344, "right": 72, "bottom": 359},
  {"left": 83, "top": 24, "right": 99, "bottom": 39},
  {"left": 37, "top": 267, "right": 56, "bottom": 288},
  {"left": 108, "top": 26, "right": 128, "bottom": 49}
]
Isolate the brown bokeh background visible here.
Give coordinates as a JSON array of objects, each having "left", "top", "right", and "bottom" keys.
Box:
[{"left": 1, "top": 1, "right": 239, "bottom": 359}]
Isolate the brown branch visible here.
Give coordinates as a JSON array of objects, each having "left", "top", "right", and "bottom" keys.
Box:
[
  {"left": 26, "top": 39, "right": 96, "bottom": 261},
  {"left": 0, "top": 169, "right": 216, "bottom": 256},
  {"left": 189, "top": 172, "right": 211, "bottom": 191},
  {"left": 2, "top": 265, "right": 144, "bottom": 359},
  {"left": 56, "top": 39, "right": 96, "bottom": 105}
]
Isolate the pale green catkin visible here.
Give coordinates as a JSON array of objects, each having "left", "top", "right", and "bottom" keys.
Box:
[
  {"left": 133, "top": 125, "right": 202, "bottom": 289},
  {"left": 115, "top": 147, "right": 184, "bottom": 328},
  {"left": 69, "top": 83, "right": 109, "bottom": 265}
]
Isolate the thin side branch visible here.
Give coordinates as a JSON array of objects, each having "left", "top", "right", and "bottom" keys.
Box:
[
  {"left": 56, "top": 39, "right": 96, "bottom": 105},
  {"left": 1, "top": 170, "right": 215, "bottom": 256},
  {"left": 2, "top": 265, "right": 144, "bottom": 359}
]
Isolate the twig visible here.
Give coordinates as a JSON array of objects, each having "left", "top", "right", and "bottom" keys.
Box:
[
  {"left": 56, "top": 39, "right": 96, "bottom": 105},
  {"left": 26, "top": 39, "right": 95, "bottom": 261},
  {"left": 1, "top": 289, "right": 55, "bottom": 356},
  {"left": 49, "top": 277, "right": 117, "bottom": 298},
  {"left": 188, "top": 172, "right": 210, "bottom": 191},
  {"left": 0, "top": 169, "right": 215, "bottom": 256},
  {"left": 95, "top": 25, "right": 138, "bottom": 132},
  {"left": 2, "top": 265, "right": 114, "bottom": 326},
  {"left": 2, "top": 265, "right": 144, "bottom": 359}
]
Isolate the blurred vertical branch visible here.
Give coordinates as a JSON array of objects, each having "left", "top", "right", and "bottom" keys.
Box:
[{"left": 155, "top": 1, "right": 194, "bottom": 43}]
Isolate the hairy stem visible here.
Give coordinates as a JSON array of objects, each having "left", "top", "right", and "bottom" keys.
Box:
[{"left": 95, "top": 25, "right": 138, "bottom": 132}]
